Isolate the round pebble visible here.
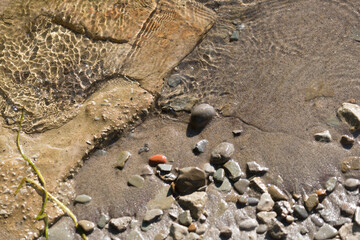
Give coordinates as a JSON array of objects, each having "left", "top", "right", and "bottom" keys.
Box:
[
  {"left": 78, "top": 220, "right": 95, "bottom": 234},
  {"left": 190, "top": 103, "right": 216, "bottom": 129},
  {"left": 344, "top": 178, "right": 360, "bottom": 191},
  {"left": 74, "top": 194, "right": 92, "bottom": 204}
]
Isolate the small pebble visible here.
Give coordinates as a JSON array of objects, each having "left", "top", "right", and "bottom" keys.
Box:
[
  {"left": 311, "top": 215, "right": 324, "bottom": 227},
  {"left": 230, "top": 30, "right": 239, "bottom": 42},
  {"left": 257, "top": 211, "right": 277, "bottom": 225},
  {"left": 178, "top": 210, "right": 192, "bottom": 226},
  {"left": 232, "top": 129, "right": 243, "bottom": 137},
  {"left": 193, "top": 139, "right": 208, "bottom": 154},
  {"left": 325, "top": 177, "right": 337, "bottom": 192},
  {"left": 247, "top": 197, "right": 259, "bottom": 206},
  {"left": 294, "top": 205, "right": 308, "bottom": 219},
  {"left": 305, "top": 193, "right": 319, "bottom": 212},
  {"left": 314, "top": 130, "right": 332, "bottom": 142},
  {"left": 247, "top": 161, "right": 269, "bottom": 173},
  {"left": 210, "top": 142, "right": 235, "bottom": 164},
  {"left": 268, "top": 184, "right": 287, "bottom": 201},
  {"left": 138, "top": 143, "right": 150, "bottom": 154},
  {"left": 223, "top": 159, "right": 244, "bottom": 181},
  {"left": 214, "top": 168, "right": 225, "bottom": 182},
  {"left": 109, "top": 217, "right": 132, "bottom": 232},
  {"left": 250, "top": 177, "right": 268, "bottom": 193},
  {"left": 257, "top": 193, "right": 274, "bottom": 211},
  {"left": 78, "top": 220, "right": 95, "bottom": 234},
  {"left": 219, "top": 226, "right": 232, "bottom": 239},
  {"left": 143, "top": 209, "right": 163, "bottom": 222},
  {"left": 203, "top": 163, "right": 215, "bottom": 176},
  {"left": 97, "top": 214, "right": 110, "bottom": 229},
  {"left": 115, "top": 151, "right": 131, "bottom": 169},
  {"left": 128, "top": 175, "right": 145, "bottom": 188},
  {"left": 285, "top": 215, "right": 294, "bottom": 223},
  {"left": 314, "top": 224, "right": 338, "bottom": 240},
  {"left": 344, "top": 178, "right": 360, "bottom": 191},
  {"left": 237, "top": 195, "right": 248, "bottom": 206},
  {"left": 74, "top": 194, "right": 92, "bottom": 204},
  {"left": 188, "top": 223, "right": 196, "bottom": 232},
  {"left": 149, "top": 154, "right": 167, "bottom": 165},
  {"left": 233, "top": 179, "right": 250, "bottom": 194},
  {"left": 340, "top": 135, "right": 355, "bottom": 146},
  {"left": 217, "top": 177, "right": 232, "bottom": 192},
  {"left": 140, "top": 165, "right": 154, "bottom": 176},
  {"left": 170, "top": 222, "right": 188, "bottom": 240},
  {"left": 239, "top": 219, "right": 258, "bottom": 231},
  {"left": 256, "top": 224, "right": 268, "bottom": 234},
  {"left": 157, "top": 164, "right": 172, "bottom": 173}
]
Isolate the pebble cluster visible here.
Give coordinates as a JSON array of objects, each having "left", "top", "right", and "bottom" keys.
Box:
[{"left": 41, "top": 103, "right": 360, "bottom": 239}]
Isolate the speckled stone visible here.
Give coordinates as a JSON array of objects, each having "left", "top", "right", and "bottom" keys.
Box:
[
  {"left": 233, "top": 179, "right": 249, "bottom": 194},
  {"left": 314, "top": 224, "right": 338, "bottom": 240},
  {"left": 325, "top": 177, "right": 337, "bottom": 192},
  {"left": 294, "top": 205, "right": 308, "bottom": 219},
  {"left": 74, "top": 194, "right": 92, "bottom": 204},
  {"left": 115, "top": 151, "right": 131, "bottom": 169},
  {"left": 305, "top": 193, "right": 319, "bottom": 212},
  {"left": 143, "top": 209, "right": 163, "bottom": 222},
  {"left": 97, "top": 214, "right": 110, "bottom": 229},
  {"left": 128, "top": 175, "right": 145, "bottom": 188},
  {"left": 314, "top": 130, "right": 332, "bottom": 142},
  {"left": 257, "top": 193, "right": 274, "bottom": 212},
  {"left": 78, "top": 220, "right": 95, "bottom": 233},
  {"left": 190, "top": 103, "right": 216, "bottom": 130},
  {"left": 223, "top": 159, "right": 244, "bottom": 181},
  {"left": 214, "top": 168, "right": 225, "bottom": 182},
  {"left": 210, "top": 142, "right": 234, "bottom": 165}
]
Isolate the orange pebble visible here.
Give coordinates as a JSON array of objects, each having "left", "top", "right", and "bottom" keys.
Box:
[
  {"left": 188, "top": 223, "right": 196, "bottom": 232},
  {"left": 149, "top": 154, "right": 167, "bottom": 164}
]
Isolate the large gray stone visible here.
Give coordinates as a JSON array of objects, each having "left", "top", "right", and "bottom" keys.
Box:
[
  {"left": 210, "top": 142, "right": 234, "bottom": 164},
  {"left": 190, "top": 103, "right": 216, "bottom": 129},
  {"left": 175, "top": 167, "right": 206, "bottom": 194},
  {"left": 223, "top": 159, "right": 244, "bottom": 181},
  {"left": 233, "top": 179, "right": 250, "bottom": 194},
  {"left": 178, "top": 192, "right": 207, "bottom": 219}
]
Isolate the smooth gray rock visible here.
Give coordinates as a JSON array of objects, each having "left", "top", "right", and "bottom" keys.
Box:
[
  {"left": 115, "top": 151, "right": 131, "bottom": 169},
  {"left": 250, "top": 177, "right": 268, "bottom": 193},
  {"left": 143, "top": 209, "right": 163, "bottom": 222},
  {"left": 311, "top": 215, "right": 324, "bottom": 227},
  {"left": 230, "top": 30, "right": 239, "bottom": 42},
  {"left": 210, "top": 142, "right": 234, "bottom": 164},
  {"left": 247, "top": 161, "right": 269, "bottom": 173},
  {"left": 128, "top": 175, "right": 145, "bottom": 188},
  {"left": 257, "top": 193, "right": 275, "bottom": 212},
  {"left": 175, "top": 167, "right": 206, "bottom": 194},
  {"left": 294, "top": 205, "right": 308, "bottom": 219},
  {"left": 217, "top": 177, "right": 232, "bottom": 193},
  {"left": 213, "top": 168, "right": 225, "bottom": 182},
  {"left": 178, "top": 210, "right": 192, "bottom": 226},
  {"left": 170, "top": 222, "right": 188, "bottom": 240},
  {"left": 74, "top": 194, "right": 92, "bottom": 204},
  {"left": 233, "top": 179, "right": 249, "bottom": 194},
  {"left": 157, "top": 164, "right": 172, "bottom": 173},
  {"left": 325, "top": 177, "right": 337, "bottom": 192},
  {"left": 314, "top": 130, "right": 332, "bottom": 142},
  {"left": 223, "top": 160, "right": 244, "bottom": 181},
  {"left": 247, "top": 197, "right": 259, "bottom": 206},
  {"left": 193, "top": 139, "right": 208, "bottom": 154},
  {"left": 337, "top": 103, "right": 360, "bottom": 130},
  {"left": 257, "top": 211, "right": 277, "bottom": 225},
  {"left": 126, "top": 230, "right": 144, "bottom": 240},
  {"left": 268, "top": 185, "right": 287, "bottom": 201},
  {"left": 167, "top": 74, "right": 182, "bottom": 88},
  {"left": 314, "top": 224, "right": 338, "bottom": 240},
  {"left": 190, "top": 103, "right": 216, "bottom": 129},
  {"left": 109, "top": 217, "right": 132, "bottom": 232},
  {"left": 78, "top": 220, "right": 95, "bottom": 233},
  {"left": 239, "top": 219, "right": 258, "bottom": 231},
  {"left": 178, "top": 192, "right": 207, "bottom": 219},
  {"left": 344, "top": 178, "right": 360, "bottom": 191},
  {"left": 305, "top": 193, "right": 319, "bottom": 212},
  {"left": 97, "top": 214, "right": 110, "bottom": 229}
]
